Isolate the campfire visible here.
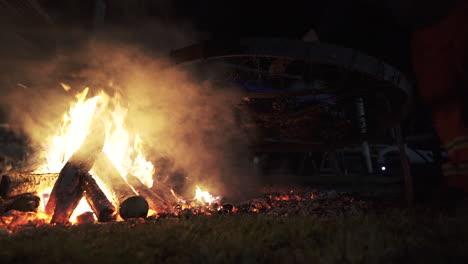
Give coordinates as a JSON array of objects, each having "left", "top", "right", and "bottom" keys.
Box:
[
  {"left": 0, "top": 85, "right": 222, "bottom": 229},
  {"left": 0, "top": 84, "right": 371, "bottom": 233}
]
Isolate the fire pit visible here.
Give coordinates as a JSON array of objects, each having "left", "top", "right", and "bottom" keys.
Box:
[
  {"left": 1, "top": 182, "right": 371, "bottom": 233},
  {"left": 0, "top": 86, "right": 223, "bottom": 229},
  {"left": 0, "top": 88, "right": 372, "bottom": 231},
  {"left": 0, "top": 39, "right": 403, "bottom": 233}
]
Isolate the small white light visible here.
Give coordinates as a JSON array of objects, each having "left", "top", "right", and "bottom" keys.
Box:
[{"left": 381, "top": 166, "right": 386, "bottom": 171}]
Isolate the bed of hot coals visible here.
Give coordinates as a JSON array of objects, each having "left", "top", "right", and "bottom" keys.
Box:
[
  {"left": 0, "top": 189, "right": 371, "bottom": 233},
  {"left": 169, "top": 190, "right": 370, "bottom": 218}
]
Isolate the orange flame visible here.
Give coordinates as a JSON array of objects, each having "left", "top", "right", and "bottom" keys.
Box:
[
  {"left": 193, "top": 186, "right": 220, "bottom": 206},
  {"left": 35, "top": 86, "right": 155, "bottom": 222}
]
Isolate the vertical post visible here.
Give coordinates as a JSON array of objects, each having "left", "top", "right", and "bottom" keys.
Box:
[
  {"left": 361, "top": 141, "right": 373, "bottom": 174},
  {"left": 355, "top": 97, "right": 373, "bottom": 174},
  {"left": 340, "top": 151, "right": 348, "bottom": 175},
  {"left": 330, "top": 150, "right": 342, "bottom": 176},
  {"left": 394, "top": 123, "right": 414, "bottom": 205}
]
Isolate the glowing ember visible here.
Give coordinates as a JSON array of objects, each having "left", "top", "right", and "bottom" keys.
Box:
[
  {"left": 69, "top": 198, "right": 95, "bottom": 224},
  {"left": 148, "top": 209, "right": 157, "bottom": 217},
  {"left": 0, "top": 210, "right": 50, "bottom": 233},
  {"left": 60, "top": 82, "right": 72, "bottom": 92},
  {"left": 193, "top": 186, "right": 220, "bottom": 206}
]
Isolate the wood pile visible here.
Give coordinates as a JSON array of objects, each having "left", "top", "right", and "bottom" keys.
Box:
[{"left": 0, "top": 129, "right": 177, "bottom": 224}]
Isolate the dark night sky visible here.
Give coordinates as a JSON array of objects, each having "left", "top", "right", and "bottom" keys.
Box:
[
  {"left": 32, "top": 0, "right": 413, "bottom": 74},
  {"left": 10, "top": 0, "right": 457, "bottom": 78},
  {"left": 170, "top": 0, "right": 454, "bottom": 77},
  {"left": 169, "top": 0, "right": 413, "bottom": 75}
]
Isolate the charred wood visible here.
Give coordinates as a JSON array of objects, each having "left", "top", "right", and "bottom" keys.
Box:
[
  {"left": 0, "top": 173, "right": 58, "bottom": 198},
  {"left": 119, "top": 196, "right": 148, "bottom": 219},
  {"left": 162, "top": 168, "right": 189, "bottom": 198},
  {"left": 152, "top": 157, "right": 187, "bottom": 201},
  {"left": 0, "top": 175, "right": 9, "bottom": 198},
  {"left": 92, "top": 152, "right": 148, "bottom": 219},
  {"left": 127, "top": 174, "right": 170, "bottom": 212},
  {"left": 0, "top": 193, "right": 40, "bottom": 214},
  {"left": 81, "top": 172, "right": 116, "bottom": 222},
  {"left": 46, "top": 124, "right": 105, "bottom": 224},
  {"left": 76, "top": 212, "right": 95, "bottom": 225},
  {"left": 92, "top": 152, "right": 136, "bottom": 202},
  {"left": 46, "top": 162, "right": 84, "bottom": 224},
  {"left": 151, "top": 180, "right": 179, "bottom": 206}
]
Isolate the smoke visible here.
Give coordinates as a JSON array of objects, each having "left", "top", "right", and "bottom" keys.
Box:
[
  {"left": 88, "top": 45, "right": 258, "bottom": 199},
  {"left": 0, "top": 14, "right": 259, "bottom": 200}
]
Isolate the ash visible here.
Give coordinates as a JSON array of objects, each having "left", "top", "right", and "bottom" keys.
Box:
[
  {"left": 156, "top": 189, "right": 371, "bottom": 219},
  {"left": 0, "top": 189, "right": 371, "bottom": 233}
]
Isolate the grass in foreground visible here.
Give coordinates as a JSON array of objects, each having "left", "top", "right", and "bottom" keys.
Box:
[{"left": 1, "top": 209, "right": 467, "bottom": 264}]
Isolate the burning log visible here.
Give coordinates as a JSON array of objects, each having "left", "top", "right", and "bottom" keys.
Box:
[
  {"left": 46, "top": 162, "right": 85, "bottom": 224},
  {"left": 81, "top": 172, "right": 116, "bottom": 222},
  {"left": 92, "top": 152, "right": 149, "bottom": 219},
  {"left": 46, "top": 124, "right": 105, "bottom": 224},
  {"left": 76, "top": 212, "right": 95, "bottom": 225},
  {"left": 0, "top": 193, "right": 40, "bottom": 214},
  {"left": 127, "top": 174, "right": 170, "bottom": 212},
  {"left": 0, "top": 175, "right": 10, "bottom": 199},
  {"left": 119, "top": 196, "right": 149, "bottom": 220},
  {"left": 154, "top": 169, "right": 187, "bottom": 203},
  {"left": 0, "top": 173, "right": 59, "bottom": 198}
]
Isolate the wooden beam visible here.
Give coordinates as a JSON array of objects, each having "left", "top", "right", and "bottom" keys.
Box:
[
  {"left": 82, "top": 172, "right": 116, "bottom": 222},
  {"left": 92, "top": 152, "right": 149, "bottom": 219},
  {"left": 0, "top": 173, "right": 58, "bottom": 198},
  {"left": 46, "top": 123, "right": 105, "bottom": 224},
  {"left": 127, "top": 174, "right": 171, "bottom": 212}
]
